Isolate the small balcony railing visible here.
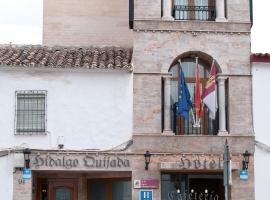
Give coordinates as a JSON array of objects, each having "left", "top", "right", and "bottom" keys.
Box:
[
  {"left": 174, "top": 5, "right": 216, "bottom": 21},
  {"left": 172, "top": 102, "right": 219, "bottom": 135}
]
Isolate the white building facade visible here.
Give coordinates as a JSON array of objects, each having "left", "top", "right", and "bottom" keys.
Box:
[
  {"left": 252, "top": 54, "right": 270, "bottom": 200},
  {"left": 0, "top": 0, "right": 256, "bottom": 199},
  {"left": 0, "top": 46, "right": 133, "bottom": 200}
]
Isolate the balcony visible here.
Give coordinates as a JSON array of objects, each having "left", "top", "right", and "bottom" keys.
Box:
[
  {"left": 173, "top": 5, "right": 216, "bottom": 21},
  {"left": 162, "top": 0, "right": 226, "bottom": 22},
  {"left": 172, "top": 103, "right": 219, "bottom": 135}
]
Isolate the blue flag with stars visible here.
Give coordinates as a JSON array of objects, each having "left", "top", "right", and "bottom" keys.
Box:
[{"left": 177, "top": 68, "right": 192, "bottom": 119}]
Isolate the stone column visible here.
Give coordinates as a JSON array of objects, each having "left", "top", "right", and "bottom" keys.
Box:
[
  {"left": 162, "top": 0, "right": 174, "bottom": 20},
  {"left": 215, "top": 0, "right": 227, "bottom": 22},
  {"left": 163, "top": 76, "right": 174, "bottom": 135},
  {"left": 218, "top": 76, "right": 228, "bottom": 135}
]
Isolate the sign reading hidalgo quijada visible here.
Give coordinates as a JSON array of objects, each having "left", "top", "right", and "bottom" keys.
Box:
[{"left": 31, "top": 154, "right": 131, "bottom": 170}]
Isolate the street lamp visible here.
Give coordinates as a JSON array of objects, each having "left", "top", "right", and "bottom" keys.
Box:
[
  {"left": 144, "top": 150, "right": 151, "bottom": 170},
  {"left": 242, "top": 150, "right": 251, "bottom": 170},
  {"left": 23, "top": 148, "right": 31, "bottom": 169}
]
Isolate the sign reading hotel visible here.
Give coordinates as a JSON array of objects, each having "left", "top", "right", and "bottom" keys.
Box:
[
  {"left": 31, "top": 154, "right": 131, "bottom": 170},
  {"left": 160, "top": 154, "right": 223, "bottom": 170}
]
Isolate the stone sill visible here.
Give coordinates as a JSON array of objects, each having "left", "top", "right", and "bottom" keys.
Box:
[
  {"left": 14, "top": 131, "right": 48, "bottom": 136},
  {"left": 134, "top": 19, "right": 251, "bottom": 33}
]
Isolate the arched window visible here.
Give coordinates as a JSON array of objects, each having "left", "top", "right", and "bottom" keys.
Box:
[{"left": 169, "top": 58, "right": 219, "bottom": 135}]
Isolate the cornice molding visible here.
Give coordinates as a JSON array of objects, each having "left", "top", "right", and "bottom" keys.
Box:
[{"left": 134, "top": 20, "right": 251, "bottom": 35}]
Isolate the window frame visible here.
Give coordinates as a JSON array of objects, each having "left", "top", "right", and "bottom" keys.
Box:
[
  {"left": 14, "top": 90, "right": 47, "bottom": 135},
  {"left": 169, "top": 58, "right": 219, "bottom": 135}
]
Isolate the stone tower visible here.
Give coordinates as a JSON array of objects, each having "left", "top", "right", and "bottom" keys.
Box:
[{"left": 131, "top": 0, "right": 254, "bottom": 199}]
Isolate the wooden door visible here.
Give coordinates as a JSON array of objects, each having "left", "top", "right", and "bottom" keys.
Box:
[{"left": 49, "top": 179, "right": 78, "bottom": 200}]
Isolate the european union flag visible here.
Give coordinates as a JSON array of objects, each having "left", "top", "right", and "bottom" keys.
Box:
[{"left": 177, "top": 68, "right": 192, "bottom": 119}]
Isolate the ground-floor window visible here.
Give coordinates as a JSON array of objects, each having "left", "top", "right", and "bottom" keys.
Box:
[
  {"left": 161, "top": 173, "right": 224, "bottom": 200},
  {"left": 35, "top": 175, "right": 131, "bottom": 200},
  {"left": 88, "top": 178, "right": 132, "bottom": 200}
]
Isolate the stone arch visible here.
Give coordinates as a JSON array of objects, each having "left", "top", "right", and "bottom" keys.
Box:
[{"left": 168, "top": 51, "right": 222, "bottom": 73}]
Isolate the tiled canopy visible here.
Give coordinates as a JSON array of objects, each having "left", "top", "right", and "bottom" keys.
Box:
[{"left": 0, "top": 45, "right": 133, "bottom": 72}]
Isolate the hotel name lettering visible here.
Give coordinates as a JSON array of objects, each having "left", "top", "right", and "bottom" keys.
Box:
[
  {"left": 160, "top": 155, "right": 223, "bottom": 170},
  {"left": 32, "top": 155, "right": 130, "bottom": 169}
]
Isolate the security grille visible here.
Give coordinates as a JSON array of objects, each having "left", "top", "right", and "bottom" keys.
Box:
[{"left": 15, "top": 91, "right": 47, "bottom": 133}]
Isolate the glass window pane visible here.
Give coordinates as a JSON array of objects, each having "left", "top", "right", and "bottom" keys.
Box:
[
  {"left": 56, "top": 187, "right": 71, "bottom": 200},
  {"left": 171, "top": 64, "right": 178, "bottom": 78},
  {"left": 112, "top": 180, "right": 132, "bottom": 200},
  {"left": 162, "top": 173, "right": 223, "bottom": 199},
  {"left": 89, "top": 182, "right": 107, "bottom": 200}
]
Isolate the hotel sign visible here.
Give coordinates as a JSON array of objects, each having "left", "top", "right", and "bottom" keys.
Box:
[
  {"left": 134, "top": 179, "right": 159, "bottom": 189},
  {"left": 160, "top": 155, "right": 223, "bottom": 170},
  {"left": 31, "top": 154, "right": 131, "bottom": 170}
]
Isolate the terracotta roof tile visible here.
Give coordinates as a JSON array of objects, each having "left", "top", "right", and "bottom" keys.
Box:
[
  {"left": 0, "top": 45, "right": 133, "bottom": 72},
  {"left": 251, "top": 53, "right": 270, "bottom": 63}
]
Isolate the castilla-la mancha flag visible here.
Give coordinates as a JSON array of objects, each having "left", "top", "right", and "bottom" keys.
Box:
[{"left": 202, "top": 60, "right": 218, "bottom": 119}]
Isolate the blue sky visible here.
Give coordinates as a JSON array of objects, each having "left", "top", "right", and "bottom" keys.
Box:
[{"left": 0, "top": 0, "right": 268, "bottom": 53}]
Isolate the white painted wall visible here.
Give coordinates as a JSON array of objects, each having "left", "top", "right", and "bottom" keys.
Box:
[
  {"left": 0, "top": 154, "right": 13, "bottom": 200},
  {"left": 0, "top": 68, "right": 133, "bottom": 150},
  {"left": 252, "top": 62, "right": 270, "bottom": 200}
]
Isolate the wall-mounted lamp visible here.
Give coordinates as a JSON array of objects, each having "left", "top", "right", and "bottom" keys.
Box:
[
  {"left": 23, "top": 148, "right": 31, "bottom": 169},
  {"left": 242, "top": 150, "right": 251, "bottom": 170},
  {"left": 144, "top": 150, "right": 151, "bottom": 170}
]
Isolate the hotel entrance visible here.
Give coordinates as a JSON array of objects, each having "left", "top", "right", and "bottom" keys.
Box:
[
  {"left": 37, "top": 179, "right": 78, "bottom": 200},
  {"left": 161, "top": 173, "right": 224, "bottom": 200}
]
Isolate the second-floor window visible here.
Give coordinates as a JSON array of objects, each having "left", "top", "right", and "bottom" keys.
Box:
[
  {"left": 15, "top": 90, "right": 47, "bottom": 134},
  {"left": 174, "top": 0, "right": 216, "bottom": 21}
]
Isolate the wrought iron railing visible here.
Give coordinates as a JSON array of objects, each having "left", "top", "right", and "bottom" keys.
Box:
[
  {"left": 172, "top": 102, "right": 219, "bottom": 135},
  {"left": 174, "top": 5, "right": 216, "bottom": 21}
]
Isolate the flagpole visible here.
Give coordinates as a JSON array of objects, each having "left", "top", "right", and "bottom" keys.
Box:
[
  {"left": 178, "top": 59, "right": 182, "bottom": 67},
  {"left": 196, "top": 57, "right": 198, "bottom": 126},
  {"left": 190, "top": 109, "right": 196, "bottom": 126},
  {"left": 211, "top": 59, "right": 215, "bottom": 73},
  {"left": 194, "top": 57, "right": 200, "bottom": 128}
]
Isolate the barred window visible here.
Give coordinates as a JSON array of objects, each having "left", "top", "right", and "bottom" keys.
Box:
[{"left": 15, "top": 91, "right": 47, "bottom": 134}]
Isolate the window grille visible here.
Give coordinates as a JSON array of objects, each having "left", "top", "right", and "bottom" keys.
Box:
[
  {"left": 174, "top": 0, "right": 216, "bottom": 21},
  {"left": 15, "top": 90, "right": 47, "bottom": 134}
]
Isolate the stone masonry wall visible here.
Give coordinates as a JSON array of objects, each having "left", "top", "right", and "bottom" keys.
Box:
[
  {"left": 227, "top": 0, "right": 251, "bottom": 22},
  {"left": 43, "top": 0, "right": 133, "bottom": 47},
  {"left": 133, "top": 30, "right": 253, "bottom": 135},
  {"left": 228, "top": 76, "right": 253, "bottom": 135},
  {"left": 131, "top": 154, "right": 254, "bottom": 200},
  {"left": 134, "top": 0, "right": 161, "bottom": 19},
  {"left": 133, "top": 74, "right": 162, "bottom": 134}
]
